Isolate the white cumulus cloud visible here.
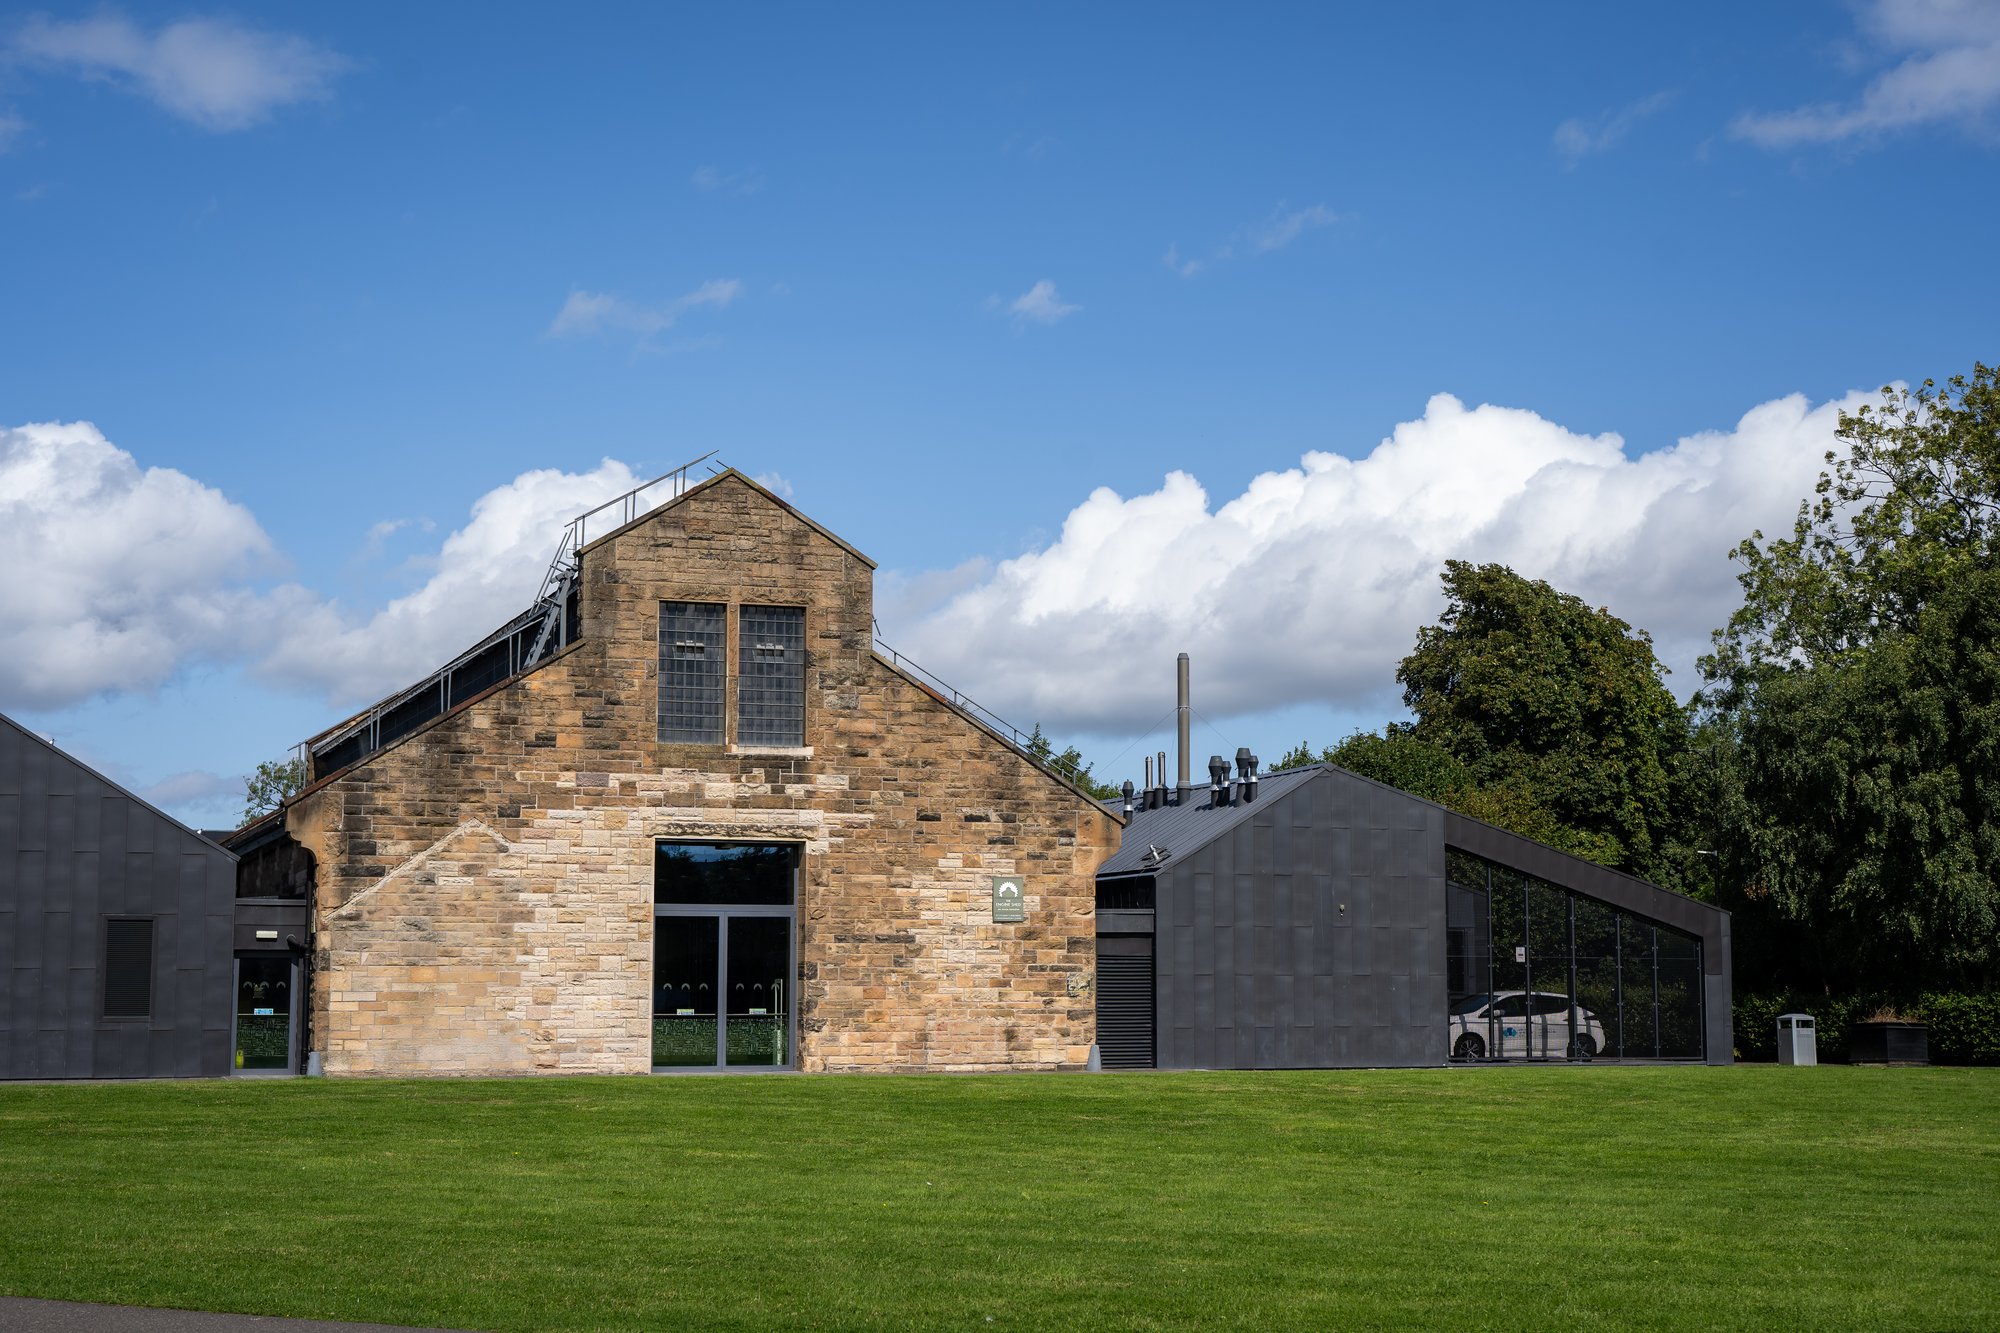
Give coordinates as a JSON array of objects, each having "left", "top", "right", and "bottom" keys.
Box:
[
  {"left": 0, "top": 421, "right": 278, "bottom": 709},
  {"left": 1007, "top": 279, "right": 1079, "bottom": 326},
  {"left": 0, "top": 423, "right": 693, "bottom": 718},
  {"left": 1732, "top": 0, "right": 2000, "bottom": 147},
  {"left": 882, "top": 389, "right": 1869, "bottom": 736},
  {"left": 259, "top": 459, "right": 664, "bottom": 706},
  {"left": 12, "top": 14, "right": 347, "bottom": 132}
]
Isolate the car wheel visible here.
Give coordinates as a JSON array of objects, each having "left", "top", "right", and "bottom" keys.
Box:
[
  {"left": 1453, "top": 1033, "right": 1486, "bottom": 1061},
  {"left": 1568, "top": 1033, "right": 1598, "bottom": 1059}
]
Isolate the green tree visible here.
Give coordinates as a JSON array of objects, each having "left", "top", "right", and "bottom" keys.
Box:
[
  {"left": 1701, "top": 364, "right": 2000, "bottom": 991},
  {"left": 1284, "top": 725, "right": 1631, "bottom": 867},
  {"left": 1024, "top": 724, "right": 1121, "bottom": 801},
  {"left": 242, "top": 756, "right": 305, "bottom": 823},
  {"left": 1397, "top": 561, "right": 1691, "bottom": 880}
]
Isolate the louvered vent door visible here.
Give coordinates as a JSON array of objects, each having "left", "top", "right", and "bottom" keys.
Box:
[{"left": 1095, "top": 944, "right": 1155, "bottom": 1069}]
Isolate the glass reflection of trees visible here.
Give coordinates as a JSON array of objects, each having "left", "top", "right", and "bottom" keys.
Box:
[
  {"left": 654, "top": 842, "right": 798, "bottom": 905},
  {"left": 1446, "top": 849, "right": 1704, "bottom": 1061}
]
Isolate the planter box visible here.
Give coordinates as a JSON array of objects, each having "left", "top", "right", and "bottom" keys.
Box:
[{"left": 1848, "top": 1021, "right": 1929, "bottom": 1065}]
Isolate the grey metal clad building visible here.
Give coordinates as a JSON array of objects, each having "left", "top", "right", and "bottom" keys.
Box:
[
  {"left": 1, "top": 711, "right": 239, "bottom": 1080},
  {"left": 1095, "top": 759, "right": 1733, "bottom": 1070}
]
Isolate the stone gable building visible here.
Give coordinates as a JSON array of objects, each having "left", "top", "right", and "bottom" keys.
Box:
[{"left": 277, "top": 470, "right": 1121, "bottom": 1076}]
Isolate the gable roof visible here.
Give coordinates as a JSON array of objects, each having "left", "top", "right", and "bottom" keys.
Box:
[
  {"left": 0, "top": 710, "right": 237, "bottom": 858},
  {"left": 295, "top": 466, "right": 877, "bottom": 787},
  {"left": 1098, "top": 760, "right": 1727, "bottom": 928},
  {"left": 578, "top": 467, "right": 878, "bottom": 569}
]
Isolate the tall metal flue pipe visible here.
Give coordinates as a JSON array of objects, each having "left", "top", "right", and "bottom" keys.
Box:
[{"left": 1176, "top": 652, "right": 1191, "bottom": 801}]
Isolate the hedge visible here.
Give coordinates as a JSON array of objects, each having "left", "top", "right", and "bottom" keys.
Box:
[{"left": 1733, "top": 991, "right": 2000, "bottom": 1064}]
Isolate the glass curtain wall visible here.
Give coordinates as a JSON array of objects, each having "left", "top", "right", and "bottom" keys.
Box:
[{"left": 1445, "top": 849, "right": 1703, "bottom": 1061}]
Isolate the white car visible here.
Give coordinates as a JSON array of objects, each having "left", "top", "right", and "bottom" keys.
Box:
[{"left": 1450, "top": 990, "right": 1607, "bottom": 1060}]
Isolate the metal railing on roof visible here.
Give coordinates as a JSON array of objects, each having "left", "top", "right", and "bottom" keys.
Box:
[
  {"left": 871, "top": 633, "right": 1097, "bottom": 791},
  {"left": 564, "top": 450, "right": 721, "bottom": 553},
  {"left": 300, "top": 451, "right": 726, "bottom": 778}
]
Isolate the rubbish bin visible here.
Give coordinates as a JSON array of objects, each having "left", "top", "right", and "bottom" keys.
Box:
[{"left": 1777, "top": 1013, "right": 1817, "bottom": 1066}]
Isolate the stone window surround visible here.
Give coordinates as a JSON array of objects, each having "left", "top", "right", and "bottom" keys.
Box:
[{"left": 657, "top": 597, "right": 812, "bottom": 754}]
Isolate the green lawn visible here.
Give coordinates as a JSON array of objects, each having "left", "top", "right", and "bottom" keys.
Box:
[{"left": 2, "top": 1067, "right": 1995, "bottom": 1331}]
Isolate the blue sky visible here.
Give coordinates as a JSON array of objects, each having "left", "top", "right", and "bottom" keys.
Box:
[{"left": 3, "top": 2, "right": 1998, "bottom": 825}]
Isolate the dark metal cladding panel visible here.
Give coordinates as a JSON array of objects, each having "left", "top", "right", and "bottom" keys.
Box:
[
  {"left": 0, "top": 714, "right": 236, "bottom": 1080},
  {"left": 1135, "top": 766, "right": 1449, "bottom": 1070},
  {"left": 1212, "top": 926, "right": 1234, "bottom": 1029}
]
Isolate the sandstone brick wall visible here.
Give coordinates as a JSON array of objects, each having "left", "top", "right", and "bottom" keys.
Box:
[{"left": 286, "top": 473, "right": 1121, "bottom": 1076}]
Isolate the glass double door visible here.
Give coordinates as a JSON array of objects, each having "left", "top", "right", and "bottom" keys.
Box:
[
  {"left": 653, "top": 913, "right": 792, "bottom": 1068},
  {"left": 233, "top": 954, "right": 297, "bottom": 1073}
]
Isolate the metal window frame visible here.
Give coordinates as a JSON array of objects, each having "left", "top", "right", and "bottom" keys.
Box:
[
  {"left": 657, "top": 600, "right": 728, "bottom": 745},
  {"left": 735, "top": 603, "right": 807, "bottom": 748},
  {"left": 1453, "top": 849, "right": 1708, "bottom": 1064},
  {"left": 650, "top": 838, "right": 801, "bottom": 1074},
  {"left": 229, "top": 951, "right": 301, "bottom": 1078}
]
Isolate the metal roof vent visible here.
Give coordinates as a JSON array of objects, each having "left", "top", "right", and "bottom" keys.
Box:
[{"left": 1208, "top": 754, "right": 1230, "bottom": 806}]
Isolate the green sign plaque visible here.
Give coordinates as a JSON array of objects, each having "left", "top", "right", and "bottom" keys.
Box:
[{"left": 991, "top": 875, "right": 1026, "bottom": 923}]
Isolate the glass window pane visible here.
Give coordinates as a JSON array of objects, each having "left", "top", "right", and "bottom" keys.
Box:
[
  {"left": 1656, "top": 926, "right": 1704, "bottom": 1059},
  {"left": 1618, "top": 915, "right": 1660, "bottom": 1058},
  {"left": 737, "top": 605, "right": 805, "bottom": 747},
  {"left": 725, "top": 917, "right": 791, "bottom": 1067},
  {"left": 1525, "top": 882, "right": 1572, "bottom": 1059},
  {"left": 1485, "top": 867, "right": 1528, "bottom": 1058},
  {"left": 656, "top": 842, "right": 798, "bottom": 906},
  {"left": 1446, "top": 878, "right": 1491, "bottom": 1060},
  {"left": 659, "top": 601, "right": 725, "bottom": 744},
  {"left": 653, "top": 915, "right": 720, "bottom": 1067},
  {"left": 1572, "top": 898, "right": 1618, "bottom": 1059}
]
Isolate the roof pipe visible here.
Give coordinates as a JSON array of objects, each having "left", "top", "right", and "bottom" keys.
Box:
[
  {"left": 1208, "top": 754, "right": 1230, "bottom": 807},
  {"left": 1176, "top": 653, "right": 1192, "bottom": 805}
]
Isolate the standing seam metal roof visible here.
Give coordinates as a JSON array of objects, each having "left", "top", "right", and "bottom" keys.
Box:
[{"left": 1095, "top": 764, "right": 1322, "bottom": 877}]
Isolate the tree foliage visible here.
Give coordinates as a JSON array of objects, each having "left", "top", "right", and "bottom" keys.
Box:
[
  {"left": 1024, "top": 724, "right": 1121, "bottom": 801},
  {"left": 242, "top": 756, "right": 305, "bottom": 823},
  {"left": 1396, "top": 561, "right": 1690, "bottom": 880},
  {"left": 1701, "top": 365, "right": 2000, "bottom": 991},
  {"left": 1276, "top": 562, "right": 1694, "bottom": 878}
]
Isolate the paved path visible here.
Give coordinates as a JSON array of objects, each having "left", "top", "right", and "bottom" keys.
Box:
[{"left": 0, "top": 1297, "right": 474, "bottom": 1333}]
